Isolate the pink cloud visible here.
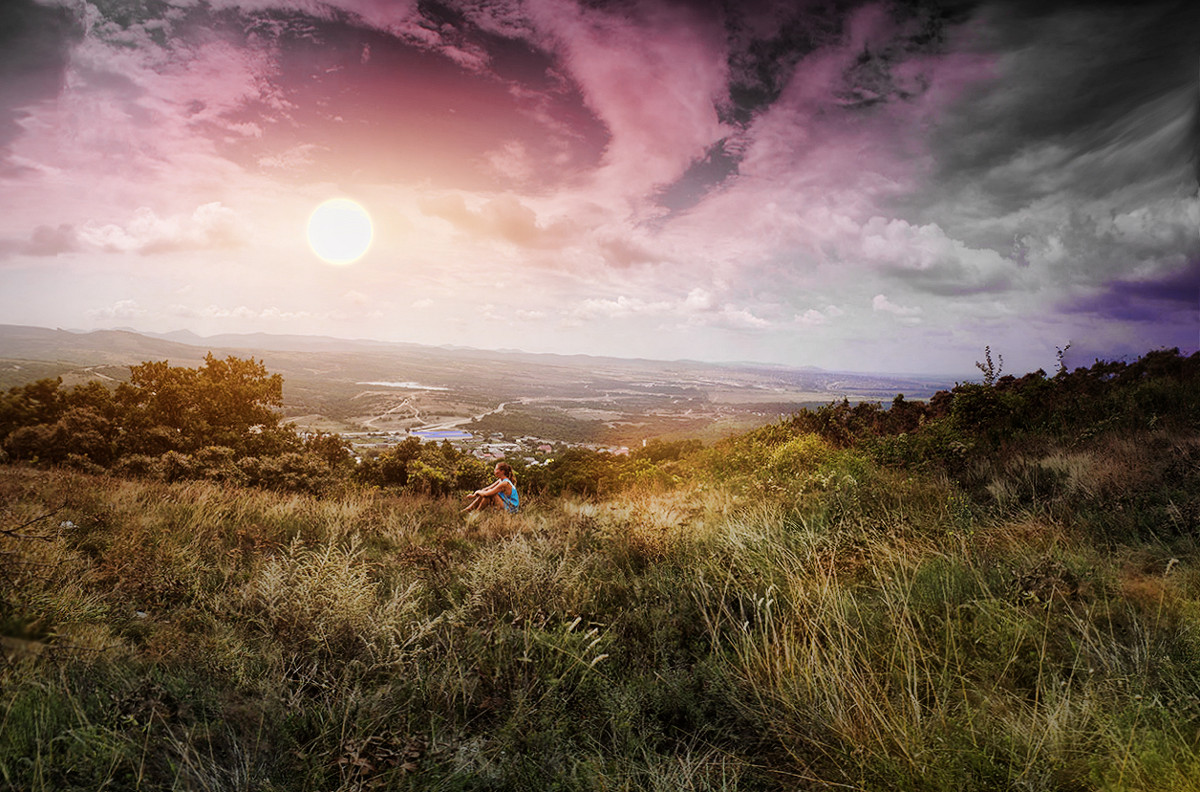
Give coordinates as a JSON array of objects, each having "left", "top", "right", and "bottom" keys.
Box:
[
  {"left": 485, "top": 140, "right": 536, "bottom": 183},
  {"left": 418, "top": 192, "right": 576, "bottom": 248},
  {"left": 7, "top": 17, "right": 276, "bottom": 208},
  {"left": 631, "top": 6, "right": 1001, "bottom": 304},
  {"left": 525, "top": 0, "right": 732, "bottom": 199}
]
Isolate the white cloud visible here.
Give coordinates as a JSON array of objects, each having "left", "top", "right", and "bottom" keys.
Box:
[
  {"left": 258, "top": 144, "right": 324, "bottom": 171},
  {"left": 1014, "top": 194, "right": 1200, "bottom": 291},
  {"left": 713, "top": 305, "right": 771, "bottom": 330},
  {"left": 684, "top": 287, "right": 716, "bottom": 311},
  {"left": 169, "top": 303, "right": 315, "bottom": 321},
  {"left": 794, "top": 304, "right": 843, "bottom": 326},
  {"left": 566, "top": 289, "right": 771, "bottom": 331},
  {"left": 260, "top": 307, "right": 315, "bottom": 321},
  {"left": 872, "top": 294, "right": 922, "bottom": 321},
  {"left": 78, "top": 203, "right": 245, "bottom": 254},
  {"left": 86, "top": 299, "right": 146, "bottom": 320},
  {"left": 858, "top": 216, "right": 1013, "bottom": 295},
  {"left": 572, "top": 295, "right": 672, "bottom": 320}
]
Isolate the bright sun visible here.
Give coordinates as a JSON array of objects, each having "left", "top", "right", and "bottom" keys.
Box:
[{"left": 307, "top": 198, "right": 373, "bottom": 265}]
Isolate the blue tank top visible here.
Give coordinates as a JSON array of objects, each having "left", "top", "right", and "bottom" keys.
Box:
[{"left": 498, "top": 478, "right": 519, "bottom": 512}]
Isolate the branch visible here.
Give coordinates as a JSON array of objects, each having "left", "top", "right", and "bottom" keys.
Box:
[{"left": 0, "top": 504, "right": 65, "bottom": 542}]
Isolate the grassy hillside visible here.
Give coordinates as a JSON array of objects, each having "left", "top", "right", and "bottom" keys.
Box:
[{"left": 2, "top": 352, "right": 1199, "bottom": 791}]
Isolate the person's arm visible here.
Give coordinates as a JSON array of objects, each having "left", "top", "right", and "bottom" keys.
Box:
[{"left": 475, "top": 479, "right": 505, "bottom": 497}]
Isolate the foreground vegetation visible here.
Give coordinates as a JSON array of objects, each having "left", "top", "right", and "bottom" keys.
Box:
[{"left": 2, "top": 349, "right": 1199, "bottom": 790}]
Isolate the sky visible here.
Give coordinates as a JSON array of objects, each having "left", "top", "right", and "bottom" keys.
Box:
[{"left": 0, "top": 0, "right": 1196, "bottom": 376}]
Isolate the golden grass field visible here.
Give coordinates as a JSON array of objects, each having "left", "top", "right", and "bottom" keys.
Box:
[{"left": 3, "top": 417, "right": 1199, "bottom": 791}]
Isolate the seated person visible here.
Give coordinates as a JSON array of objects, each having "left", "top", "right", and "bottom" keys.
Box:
[{"left": 463, "top": 462, "right": 519, "bottom": 513}]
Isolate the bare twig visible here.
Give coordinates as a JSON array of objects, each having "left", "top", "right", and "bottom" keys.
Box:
[{"left": 0, "top": 503, "right": 66, "bottom": 542}]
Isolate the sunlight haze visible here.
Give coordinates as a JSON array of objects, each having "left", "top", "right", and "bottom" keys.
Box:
[{"left": 0, "top": 0, "right": 1196, "bottom": 375}]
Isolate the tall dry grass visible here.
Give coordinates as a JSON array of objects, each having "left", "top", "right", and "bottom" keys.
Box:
[{"left": 2, "top": 425, "right": 1198, "bottom": 791}]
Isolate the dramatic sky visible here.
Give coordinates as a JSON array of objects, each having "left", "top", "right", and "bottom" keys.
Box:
[{"left": 1, "top": 0, "right": 1196, "bottom": 375}]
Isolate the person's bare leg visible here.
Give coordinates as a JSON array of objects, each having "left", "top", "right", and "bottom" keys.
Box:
[{"left": 464, "top": 493, "right": 503, "bottom": 512}]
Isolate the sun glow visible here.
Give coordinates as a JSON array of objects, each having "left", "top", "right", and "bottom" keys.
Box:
[{"left": 307, "top": 198, "right": 373, "bottom": 264}]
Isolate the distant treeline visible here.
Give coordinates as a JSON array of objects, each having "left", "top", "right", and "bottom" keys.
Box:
[
  {"left": 1, "top": 348, "right": 1197, "bottom": 501},
  {"left": 505, "top": 348, "right": 1200, "bottom": 498},
  {"left": 0, "top": 354, "right": 489, "bottom": 496},
  {"left": 469, "top": 405, "right": 608, "bottom": 444}
]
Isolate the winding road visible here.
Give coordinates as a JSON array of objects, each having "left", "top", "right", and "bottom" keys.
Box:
[{"left": 420, "top": 400, "right": 515, "bottom": 432}]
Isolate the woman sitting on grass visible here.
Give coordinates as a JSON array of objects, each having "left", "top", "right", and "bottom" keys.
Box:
[{"left": 463, "top": 462, "right": 519, "bottom": 513}]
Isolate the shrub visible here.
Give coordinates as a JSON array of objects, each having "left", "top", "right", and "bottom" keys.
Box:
[
  {"left": 238, "top": 452, "right": 335, "bottom": 494},
  {"left": 193, "top": 445, "right": 246, "bottom": 485},
  {"left": 3, "top": 422, "right": 68, "bottom": 463},
  {"left": 154, "top": 450, "right": 194, "bottom": 483},
  {"left": 767, "top": 433, "right": 832, "bottom": 478},
  {"left": 111, "top": 454, "right": 158, "bottom": 478}
]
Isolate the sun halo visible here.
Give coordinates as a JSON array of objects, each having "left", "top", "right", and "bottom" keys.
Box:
[{"left": 307, "top": 198, "right": 373, "bottom": 265}]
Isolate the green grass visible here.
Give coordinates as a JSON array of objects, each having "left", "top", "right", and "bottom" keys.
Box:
[{"left": 2, "top": 422, "right": 1199, "bottom": 791}]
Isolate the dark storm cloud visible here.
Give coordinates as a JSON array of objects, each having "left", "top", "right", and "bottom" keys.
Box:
[
  {"left": 1191, "top": 90, "right": 1200, "bottom": 185},
  {"left": 721, "top": 2, "right": 838, "bottom": 125},
  {"left": 1061, "top": 258, "right": 1200, "bottom": 322},
  {"left": 0, "top": 0, "right": 81, "bottom": 173},
  {"left": 717, "top": 0, "right": 970, "bottom": 118},
  {"left": 902, "top": 0, "right": 1195, "bottom": 229}
]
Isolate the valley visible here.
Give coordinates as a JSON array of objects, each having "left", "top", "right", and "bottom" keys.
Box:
[{"left": 0, "top": 324, "right": 957, "bottom": 450}]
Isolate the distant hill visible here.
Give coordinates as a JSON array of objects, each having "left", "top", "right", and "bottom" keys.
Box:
[
  {"left": 0, "top": 325, "right": 210, "bottom": 366},
  {"left": 0, "top": 324, "right": 957, "bottom": 441}
]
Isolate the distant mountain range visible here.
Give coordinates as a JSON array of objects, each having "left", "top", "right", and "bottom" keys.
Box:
[{"left": 1, "top": 324, "right": 957, "bottom": 385}]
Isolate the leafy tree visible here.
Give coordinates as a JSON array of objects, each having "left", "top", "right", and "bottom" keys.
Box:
[
  {"left": 116, "top": 354, "right": 294, "bottom": 457},
  {"left": 303, "top": 432, "right": 356, "bottom": 473},
  {"left": 0, "top": 378, "right": 64, "bottom": 440},
  {"left": 4, "top": 423, "right": 68, "bottom": 464},
  {"left": 355, "top": 437, "right": 490, "bottom": 496},
  {"left": 357, "top": 436, "right": 423, "bottom": 487}
]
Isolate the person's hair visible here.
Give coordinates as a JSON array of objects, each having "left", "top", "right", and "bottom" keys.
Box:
[{"left": 495, "top": 461, "right": 513, "bottom": 480}]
